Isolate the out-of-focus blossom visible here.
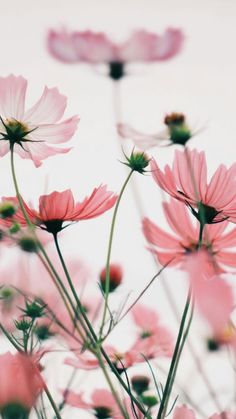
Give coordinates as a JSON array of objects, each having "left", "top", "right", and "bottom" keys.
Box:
[
  {"left": 1, "top": 186, "right": 117, "bottom": 234},
  {"left": 151, "top": 148, "right": 236, "bottom": 224},
  {"left": 99, "top": 263, "right": 123, "bottom": 292},
  {"left": 209, "top": 412, "right": 236, "bottom": 419},
  {"left": 64, "top": 388, "right": 144, "bottom": 418},
  {"left": 48, "top": 28, "right": 184, "bottom": 79},
  {"left": 0, "top": 75, "right": 79, "bottom": 166},
  {"left": 118, "top": 113, "right": 193, "bottom": 149},
  {"left": 0, "top": 352, "right": 44, "bottom": 417},
  {"left": 185, "top": 251, "right": 235, "bottom": 340},
  {"left": 173, "top": 405, "right": 196, "bottom": 418},
  {"left": 143, "top": 198, "right": 236, "bottom": 271}
]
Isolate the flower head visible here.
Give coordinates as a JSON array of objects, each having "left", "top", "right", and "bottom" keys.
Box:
[
  {"left": 143, "top": 198, "right": 236, "bottom": 271},
  {"left": 0, "top": 352, "right": 44, "bottom": 416},
  {"left": 48, "top": 28, "right": 184, "bottom": 79},
  {"left": 151, "top": 148, "right": 236, "bottom": 224},
  {"left": 0, "top": 75, "right": 79, "bottom": 166},
  {"left": 1, "top": 186, "right": 117, "bottom": 234},
  {"left": 99, "top": 263, "right": 123, "bottom": 292}
]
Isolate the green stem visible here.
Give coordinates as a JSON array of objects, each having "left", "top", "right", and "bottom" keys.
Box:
[
  {"left": 157, "top": 288, "right": 192, "bottom": 419},
  {"left": 100, "top": 170, "right": 133, "bottom": 338},
  {"left": 44, "top": 385, "right": 63, "bottom": 419}
]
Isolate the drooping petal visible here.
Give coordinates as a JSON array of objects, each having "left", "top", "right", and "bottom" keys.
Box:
[
  {"left": 0, "top": 75, "right": 27, "bottom": 120},
  {"left": 117, "top": 123, "right": 163, "bottom": 150},
  {"left": 15, "top": 141, "right": 71, "bottom": 167}
]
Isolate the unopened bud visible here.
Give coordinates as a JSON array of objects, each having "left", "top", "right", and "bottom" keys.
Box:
[
  {"left": 100, "top": 264, "right": 123, "bottom": 292},
  {"left": 164, "top": 112, "right": 191, "bottom": 145},
  {"left": 0, "top": 201, "right": 16, "bottom": 219},
  {"left": 131, "top": 375, "right": 150, "bottom": 394},
  {"left": 18, "top": 236, "right": 38, "bottom": 253}
]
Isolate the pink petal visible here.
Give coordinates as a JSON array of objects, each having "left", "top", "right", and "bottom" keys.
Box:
[
  {"left": 131, "top": 304, "right": 159, "bottom": 329},
  {"left": 47, "top": 29, "right": 80, "bottom": 63},
  {"left": 31, "top": 115, "right": 79, "bottom": 144},
  {"left": 64, "top": 390, "right": 90, "bottom": 409},
  {"left": 24, "top": 86, "right": 67, "bottom": 124},
  {"left": 73, "top": 31, "right": 115, "bottom": 63},
  {"left": 73, "top": 185, "right": 117, "bottom": 220},
  {"left": 173, "top": 406, "right": 196, "bottom": 419},
  {"left": 39, "top": 190, "right": 75, "bottom": 221},
  {"left": 15, "top": 142, "right": 71, "bottom": 167},
  {"left": 142, "top": 217, "right": 182, "bottom": 249},
  {"left": 117, "top": 123, "right": 161, "bottom": 150},
  {"left": 0, "top": 74, "right": 27, "bottom": 120}
]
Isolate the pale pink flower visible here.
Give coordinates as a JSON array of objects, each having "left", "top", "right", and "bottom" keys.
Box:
[
  {"left": 0, "top": 74, "right": 79, "bottom": 166},
  {"left": 185, "top": 251, "right": 234, "bottom": 337},
  {"left": 64, "top": 388, "right": 144, "bottom": 418},
  {"left": 0, "top": 352, "right": 44, "bottom": 414},
  {"left": 173, "top": 405, "right": 196, "bottom": 419},
  {"left": 209, "top": 413, "right": 236, "bottom": 419},
  {"left": 1, "top": 186, "right": 117, "bottom": 234},
  {"left": 143, "top": 198, "right": 236, "bottom": 271},
  {"left": 48, "top": 28, "right": 184, "bottom": 64},
  {"left": 151, "top": 148, "right": 236, "bottom": 224},
  {"left": 130, "top": 304, "right": 174, "bottom": 358}
]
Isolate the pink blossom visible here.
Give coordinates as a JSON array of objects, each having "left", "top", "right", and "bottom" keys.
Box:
[
  {"left": 185, "top": 251, "right": 234, "bottom": 337},
  {"left": 0, "top": 75, "right": 79, "bottom": 166},
  {"left": 65, "top": 388, "right": 144, "bottom": 418},
  {"left": 1, "top": 186, "right": 117, "bottom": 234},
  {"left": 151, "top": 148, "right": 236, "bottom": 224},
  {"left": 48, "top": 28, "right": 184, "bottom": 64},
  {"left": 0, "top": 352, "right": 44, "bottom": 413},
  {"left": 143, "top": 198, "right": 236, "bottom": 271},
  {"left": 173, "top": 405, "right": 196, "bottom": 418},
  {"left": 209, "top": 413, "right": 236, "bottom": 419}
]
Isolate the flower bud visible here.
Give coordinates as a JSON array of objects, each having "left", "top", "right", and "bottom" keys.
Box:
[
  {"left": 131, "top": 375, "right": 150, "bottom": 394},
  {"left": 100, "top": 264, "right": 123, "bottom": 292},
  {"left": 164, "top": 112, "right": 191, "bottom": 145},
  {"left": 140, "top": 394, "right": 158, "bottom": 407},
  {"left": 0, "top": 201, "right": 16, "bottom": 219},
  {"left": 122, "top": 149, "right": 150, "bottom": 174},
  {"left": 18, "top": 236, "right": 38, "bottom": 253},
  {"left": 23, "top": 300, "right": 46, "bottom": 319}
]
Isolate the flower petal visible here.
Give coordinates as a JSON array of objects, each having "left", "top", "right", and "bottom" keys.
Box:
[{"left": 0, "top": 74, "right": 27, "bottom": 120}]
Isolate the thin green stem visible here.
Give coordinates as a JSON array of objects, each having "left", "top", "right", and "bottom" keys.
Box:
[
  {"left": 44, "top": 385, "right": 63, "bottom": 419},
  {"left": 100, "top": 170, "right": 134, "bottom": 338},
  {"left": 157, "top": 288, "right": 192, "bottom": 419}
]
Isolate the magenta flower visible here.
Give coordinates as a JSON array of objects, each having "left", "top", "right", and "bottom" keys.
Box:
[
  {"left": 143, "top": 198, "right": 236, "bottom": 271},
  {"left": 0, "top": 75, "right": 79, "bottom": 166},
  {"left": 0, "top": 352, "right": 44, "bottom": 416},
  {"left": 48, "top": 28, "right": 184, "bottom": 79},
  {"left": 151, "top": 148, "right": 236, "bottom": 224},
  {"left": 1, "top": 186, "right": 117, "bottom": 234}
]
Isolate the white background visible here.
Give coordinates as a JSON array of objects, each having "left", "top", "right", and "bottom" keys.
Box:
[{"left": 0, "top": 0, "right": 236, "bottom": 417}]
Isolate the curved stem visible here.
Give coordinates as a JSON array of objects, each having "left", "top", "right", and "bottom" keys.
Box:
[
  {"left": 99, "top": 169, "right": 133, "bottom": 338},
  {"left": 44, "top": 385, "right": 63, "bottom": 419}
]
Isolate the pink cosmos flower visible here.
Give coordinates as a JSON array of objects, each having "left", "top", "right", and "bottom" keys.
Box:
[
  {"left": 130, "top": 304, "right": 174, "bottom": 358},
  {"left": 209, "top": 413, "right": 236, "bottom": 419},
  {"left": 0, "top": 352, "right": 44, "bottom": 415},
  {"left": 118, "top": 113, "right": 193, "bottom": 149},
  {"left": 64, "top": 388, "right": 144, "bottom": 418},
  {"left": 143, "top": 198, "right": 236, "bottom": 271},
  {"left": 0, "top": 74, "right": 79, "bottom": 166},
  {"left": 48, "top": 28, "right": 184, "bottom": 64},
  {"left": 185, "top": 251, "right": 235, "bottom": 340},
  {"left": 1, "top": 186, "right": 117, "bottom": 234},
  {"left": 173, "top": 405, "right": 196, "bottom": 419},
  {"left": 151, "top": 148, "right": 236, "bottom": 224}
]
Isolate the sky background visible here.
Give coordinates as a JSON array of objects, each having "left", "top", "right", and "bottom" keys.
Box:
[{"left": 0, "top": 1, "right": 236, "bottom": 417}]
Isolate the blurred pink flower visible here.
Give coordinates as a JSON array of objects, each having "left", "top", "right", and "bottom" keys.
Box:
[
  {"left": 209, "top": 413, "right": 236, "bottom": 419},
  {"left": 48, "top": 28, "right": 184, "bottom": 65},
  {"left": 151, "top": 148, "right": 236, "bottom": 224},
  {"left": 1, "top": 186, "right": 117, "bottom": 234},
  {"left": 0, "top": 75, "right": 79, "bottom": 166},
  {"left": 173, "top": 405, "right": 196, "bottom": 418},
  {"left": 64, "top": 388, "right": 144, "bottom": 418},
  {"left": 185, "top": 251, "right": 234, "bottom": 337},
  {"left": 143, "top": 198, "right": 236, "bottom": 271},
  {"left": 0, "top": 352, "right": 44, "bottom": 414}
]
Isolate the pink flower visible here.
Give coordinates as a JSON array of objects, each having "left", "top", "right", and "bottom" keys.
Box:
[
  {"left": 185, "top": 251, "right": 234, "bottom": 338},
  {"left": 173, "top": 405, "right": 196, "bottom": 419},
  {"left": 209, "top": 413, "right": 236, "bottom": 419},
  {"left": 118, "top": 113, "right": 193, "bottom": 149},
  {"left": 64, "top": 388, "right": 144, "bottom": 418},
  {"left": 48, "top": 28, "right": 184, "bottom": 79},
  {"left": 1, "top": 186, "right": 117, "bottom": 234},
  {"left": 0, "top": 352, "right": 44, "bottom": 414},
  {"left": 151, "top": 148, "right": 236, "bottom": 224},
  {"left": 0, "top": 74, "right": 79, "bottom": 166},
  {"left": 143, "top": 198, "right": 236, "bottom": 271},
  {"left": 130, "top": 304, "right": 174, "bottom": 358}
]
